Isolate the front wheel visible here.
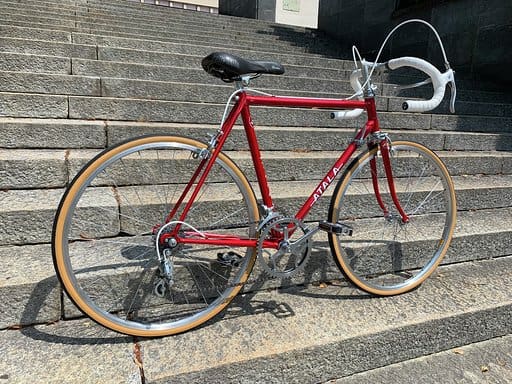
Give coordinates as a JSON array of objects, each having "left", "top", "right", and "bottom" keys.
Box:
[
  {"left": 328, "top": 141, "right": 456, "bottom": 295},
  {"left": 52, "top": 135, "right": 259, "bottom": 336}
]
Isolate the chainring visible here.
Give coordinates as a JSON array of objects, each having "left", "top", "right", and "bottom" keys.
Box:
[{"left": 256, "top": 217, "right": 312, "bottom": 278}]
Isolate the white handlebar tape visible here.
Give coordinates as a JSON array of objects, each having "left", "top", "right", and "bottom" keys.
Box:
[
  {"left": 388, "top": 57, "right": 452, "bottom": 113},
  {"left": 331, "top": 108, "right": 364, "bottom": 119}
]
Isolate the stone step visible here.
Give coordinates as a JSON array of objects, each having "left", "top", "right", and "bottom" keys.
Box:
[
  {"left": 0, "top": 8, "right": 77, "bottom": 29},
  {"left": 2, "top": 118, "right": 512, "bottom": 152},
  {"left": 0, "top": 23, "right": 72, "bottom": 43},
  {"left": 0, "top": 68, "right": 359, "bottom": 98},
  {"left": 69, "top": 55, "right": 512, "bottom": 104},
  {"left": 0, "top": 1, "right": 504, "bottom": 94},
  {"left": 0, "top": 22, "right": 321, "bottom": 57},
  {"left": 0, "top": 33, "right": 509, "bottom": 102},
  {"left": 75, "top": 13, "right": 323, "bottom": 44},
  {"left": 1, "top": 52, "right": 510, "bottom": 115},
  {"left": 0, "top": 250, "right": 510, "bottom": 382},
  {"left": 95, "top": 45, "right": 344, "bottom": 71},
  {"left": 0, "top": 15, "right": 76, "bottom": 33},
  {"left": 2, "top": 90, "right": 510, "bottom": 133},
  {"left": 0, "top": 14, "right": 324, "bottom": 58},
  {"left": 85, "top": 0, "right": 318, "bottom": 33},
  {"left": 0, "top": 34, "right": 345, "bottom": 78},
  {"left": 329, "top": 335, "right": 512, "bottom": 383},
  {"left": 4, "top": 68, "right": 510, "bottom": 118},
  {"left": 0, "top": 0, "right": 508, "bottom": 93},
  {"left": 0, "top": 3, "right": 325, "bottom": 48},
  {"left": 72, "top": 29, "right": 328, "bottom": 57},
  {"left": 0, "top": 37, "right": 97, "bottom": 60},
  {"left": 0, "top": 0, "right": 313, "bottom": 35},
  {"left": 0, "top": 23, "right": 501, "bottom": 103},
  {"left": 0, "top": 118, "right": 106, "bottom": 149},
  {"left": 1, "top": 147, "right": 511, "bottom": 190},
  {"left": 0, "top": 52, "right": 71, "bottom": 74},
  {"left": 64, "top": 98, "right": 512, "bottom": 132},
  {"left": 0, "top": 20, "right": 325, "bottom": 62},
  {"left": 0, "top": 0, "right": 77, "bottom": 7},
  {"left": 0, "top": 92, "right": 69, "bottom": 119},
  {"left": 1, "top": 173, "right": 511, "bottom": 246},
  {"left": 0, "top": 149, "right": 69, "bottom": 189},
  {"left": 1, "top": 196, "right": 512, "bottom": 318},
  {"left": 0, "top": 37, "right": 346, "bottom": 77},
  {"left": 2, "top": 54, "right": 500, "bottom": 107},
  {"left": 133, "top": 256, "right": 512, "bottom": 383},
  {"left": 103, "top": 121, "right": 512, "bottom": 152},
  {"left": 0, "top": 71, "right": 101, "bottom": 97}
]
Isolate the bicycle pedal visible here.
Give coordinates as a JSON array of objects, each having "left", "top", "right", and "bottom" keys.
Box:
[
  {"left": 318, "top": 221, "right": 353, "bottom": 236},
  {"left": 217, "top": 251, "right": 242, "bottom": 267}
]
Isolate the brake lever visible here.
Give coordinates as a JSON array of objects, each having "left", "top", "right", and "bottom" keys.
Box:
[{"left": 447, "top": 71, "right": 457, "bottom": 113}]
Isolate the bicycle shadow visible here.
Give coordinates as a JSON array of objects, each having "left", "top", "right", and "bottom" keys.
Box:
[
  {"left": 212, "top": 245, "right": 375, "bottom": 326},
  {"left": 245, "top": 235, "right": 417, "bottom": 302},
  {"left": 19, "top": 274, "right": 132, "bottom": 346},
  {"left": 18, "top": 241, "right": 389, "bottom": 343}
]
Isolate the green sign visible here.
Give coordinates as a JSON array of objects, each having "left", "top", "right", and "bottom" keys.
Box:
[{"left": 283, "top": 0, "right": 300, "bottom": 12}]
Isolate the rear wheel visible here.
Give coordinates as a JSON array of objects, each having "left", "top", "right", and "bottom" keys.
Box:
[
  {"left": 52, "top": 135, "right": 259, "bottom": 336},
  {"left": 328, "top": 141, "right": 456, "bottom": 295}
]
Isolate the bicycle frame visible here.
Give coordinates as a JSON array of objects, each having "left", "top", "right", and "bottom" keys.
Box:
[{"left": 164, "top": 90, "right": 407, "bottom": 249}]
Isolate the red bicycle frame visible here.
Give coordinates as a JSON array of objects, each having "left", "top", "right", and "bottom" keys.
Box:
[{"left": 165, "top": 90, "right": 407, "bottom": 248}]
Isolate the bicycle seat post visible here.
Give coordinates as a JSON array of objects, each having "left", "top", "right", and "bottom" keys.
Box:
[{"left": 236, "top": 75, "right": 252, "bottom": 90}]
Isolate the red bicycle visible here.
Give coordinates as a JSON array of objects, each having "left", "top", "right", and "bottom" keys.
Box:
[{"left": 53, "top": 21, "right": 458, "bottom": 336}]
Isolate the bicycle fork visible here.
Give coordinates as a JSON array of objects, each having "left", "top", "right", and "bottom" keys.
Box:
[{"left": 370, "top": 139, "right": 410, "bottom": 224}]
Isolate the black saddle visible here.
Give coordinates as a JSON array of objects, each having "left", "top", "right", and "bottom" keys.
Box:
[{"left": 201, "top": 52, "right": 285, "bottom": 82}]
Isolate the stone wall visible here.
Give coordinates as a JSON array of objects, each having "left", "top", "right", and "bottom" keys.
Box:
[
  {"left": 318, "top": 0, "right": 512, "bottom": 85},
  {"left": 219, "top": 0, "right": 318, "bottom": 28},
  {"left": 219, "top": 0, "right": 275, "bottom": 22}
]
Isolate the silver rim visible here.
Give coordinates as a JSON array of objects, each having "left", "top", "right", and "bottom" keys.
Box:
[
  {"left": 57, "top": 137, "right": 257, "bottom": 334},
  {"left": 331, "top": 142, "right": 456, "bottom": 293}
]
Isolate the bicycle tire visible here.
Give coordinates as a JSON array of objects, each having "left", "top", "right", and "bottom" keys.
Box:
[
  {"left": 52, "top": 135, "right": 259, "bottom": 336},
  {"left": 328, "top": 140, "right": 456, "bottom": 295}
]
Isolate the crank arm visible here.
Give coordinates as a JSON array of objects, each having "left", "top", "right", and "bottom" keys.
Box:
[{"left": 288, "top": 226, "right": 319, "bottom": 254}]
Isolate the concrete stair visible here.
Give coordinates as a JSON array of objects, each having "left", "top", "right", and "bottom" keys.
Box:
[
  {"left": 0, "top": 0, "right": 511, "bottom": 382},
  {"left": 1, "top": 256, "right": 511, "bottom": 382}
]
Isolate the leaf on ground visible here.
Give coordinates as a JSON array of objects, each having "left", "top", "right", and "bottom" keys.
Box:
[
  {"left": 496, "top": 358, "right": 507, "bottom": 367},
  {"left": 480, "top": 365, "right": 489, "bottom": 373},
  {"left": 133, "top": 343, "right": 144, "bottom": 369},
  {"left": 453, "top": 348, "right": 464, "bottom": 355}
]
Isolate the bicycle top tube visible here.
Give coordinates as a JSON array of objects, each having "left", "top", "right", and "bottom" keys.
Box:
[{"left": 239, "top": 92, "right": 380, "bottom": 136}]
